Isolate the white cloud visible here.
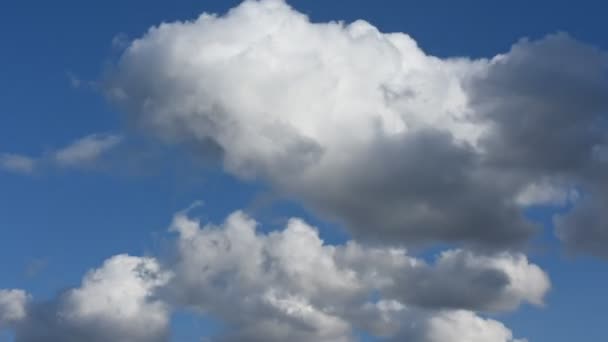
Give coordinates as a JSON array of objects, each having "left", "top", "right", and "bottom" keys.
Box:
[
  {"left": 165, "top": 208, "right": 547, "bottom": 340},
  {"left": 0, "top": 207, "right": 548, "bottom": 341},
  {"left": 420, "top": 310, "right": 527, "bottom": 342},
  {"left": 515, "top": 180, "right": 578, "bottom": 206},
  {"left": 62, "top": 255, "right": 171, "bottom": 334},
  {"left": 109, "top": 0, "right": 608, "bottom": 251},
  {"left": 111, "top": 33, "right": 130, "bottom": 50},
  {"left": 0, "top": 153, "right": 36, "bottom": 174},
  {"left": 0, "top": 290, "right": 29, "bottom": 327},
  {"left": 53, "top": 133, "right": 122, "bottom": 167},
  {"left": 0, "top": 133, "right": 122, "bottom": 174},
  {"left": 10, "top": 255, "right": 171, "bottom": 342},
  {"left": 386, "top": 248, "right": 550, "bottom": 312},
  {"left": 6, "top": 0, "right": 604, "bottom": 339}
]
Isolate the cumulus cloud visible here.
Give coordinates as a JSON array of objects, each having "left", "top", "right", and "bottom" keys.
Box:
[
  {"left": 387, "top": 249, "right": 549, "bottom": 312},
  {"left": 0, "top": 207, "right": 548, "bottom": 341},
  {"left": 515, "top": 180, "right": 579, "bottom": 207},
  {"left": 0, "top": 290, "right": 29, "bottom": 327},
  {"left": 406, "top": 310, "right": 528, "bottom": 342},
  {"left": 0, "top": 133, "right": 122, "bottom": 174},
  {"left": 164, "top": 208, "right": 547, "bottom": 340},
  {"left": 9, "top": 255, "right": 170, "bottom": 342},
  {"left": 107, "top": 0, "right": 608, "bottom": 253}
]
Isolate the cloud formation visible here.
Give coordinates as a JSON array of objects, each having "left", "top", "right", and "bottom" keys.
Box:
[
  {"left": 0, "top": 154, "right": 36, "bottom": 174},
  {"left": 8, "top": 255, "right": 170, "bottom": 342},
  {"left": 53, "top": 133, "right": 122, "bottom": 167},
  {"left": 4, "top": 0, "right": 602, "bottom": 340},
  {"left": 0, "top": 207, "right": 548, "bottom": 341},
  {"left": 0, "top": 133, "right": 122, "bottom": 174},
  {"left": 0, "top": 290, "right": 28, "bottom": 328},
  {"left": 166, "top": 209, "right": 547, "bottom": 340},
  {"left": 108, "top": 0, "right": 608, "bottom": 253}
]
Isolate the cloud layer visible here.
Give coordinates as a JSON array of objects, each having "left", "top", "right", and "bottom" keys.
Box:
[
  {"left": 0, "top": 207, "right": 548, "bottom": 341},
  {"left": 108, "top": 0, "right": 608, "bottom": 253}
]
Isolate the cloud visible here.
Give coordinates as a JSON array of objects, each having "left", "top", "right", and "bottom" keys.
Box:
[
  {"left": 0, "top": 290, "right": 28, "bottom": 328},
  {"left": 107, "top": 0, "right": 608, "bottom": 253},
  {"left": 406, "top": 310, "right": 528, "bottom": 342},
  {"left": 9, "top": 255, "right": 171, "bottom": 342},
  {"left": 0, "top": 153, "right": 36, "bottom": 174},
  {"left": 0, "top": 133, "right": 122, "bottom": 174},
  {"left": 555, "top": 194, "right": 608, "bottom": 258},
  {"left": 111, "top": 33, "right": 130, "bottom": 51},
  {"left": 387, "top": 249, "right": 549, "bottom": 312},
  {"left": 515, "top": 179, "right": 579, "bottom": 207},
  {"left": 24, "top": 258, "right": 48, "bottom": 278},
  {"left": 465, "top": 34, "right": 608, "bottom": 256},
  {"left": 53, "top": 133, "right": 123, "bottom": 167},
  {"left": 165, "top": 209, "right": 547, "bottom": 340},
  {"left": 0, "top": 207, "right": 547, "bottom": 341}
]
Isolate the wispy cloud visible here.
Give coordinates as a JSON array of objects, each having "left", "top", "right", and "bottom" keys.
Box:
[
  {"left": 0, "top": 153, "right": 36, "bottom": 174},
  {"left": 53, "top": 134, "right": 122, "bottom": 167},
  {"left": 0, "top": 133, "right": 123, "bottom": 174}
]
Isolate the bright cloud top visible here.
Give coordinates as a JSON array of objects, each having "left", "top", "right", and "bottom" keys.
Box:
[
  {"left": 109, "top": 0, "right": 608, "bottom": 253},
  {"left": 0, "top": 206, "right": 548, "bottom": 341}
]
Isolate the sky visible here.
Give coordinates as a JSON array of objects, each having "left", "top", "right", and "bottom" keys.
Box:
[{"left": 0, "top": 1, "right": 607, "bottom": 341}]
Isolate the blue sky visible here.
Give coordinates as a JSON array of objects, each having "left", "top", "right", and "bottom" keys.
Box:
[{"left": 1, "top": 1, "right": 607, "bottom": 341}]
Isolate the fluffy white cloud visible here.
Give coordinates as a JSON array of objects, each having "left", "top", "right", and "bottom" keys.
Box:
[
  {"left": 11, "top": 255, "right": 171, "bottom": 342},
  {"left": 108, "top": 0, "right": 608, "bottom": 252},
  {"left": 0, "top": 289, "right": 28, "bottom": 327},
  {"left": 1, "top": 207, "right": 548, "bottom": 341},
  {"left": 414, "top": 310, "right": 527, "bottom": 342},
  {"left": 165, "top": 208, "right": 547, "bottom": 340},
  {"left": 515, "top": 180, "right": 578, "bottom": 207}
]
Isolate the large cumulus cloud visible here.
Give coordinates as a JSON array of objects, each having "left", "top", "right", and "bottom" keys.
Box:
[
  {"left": 166, "top": 208, "right": 548, "bottom": 340},
  {"left": 107, "top": 0, "right": 608, "bottom": 253},
  {"left": 0, "top": 207, "right": 549, "bottom": 341}
]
